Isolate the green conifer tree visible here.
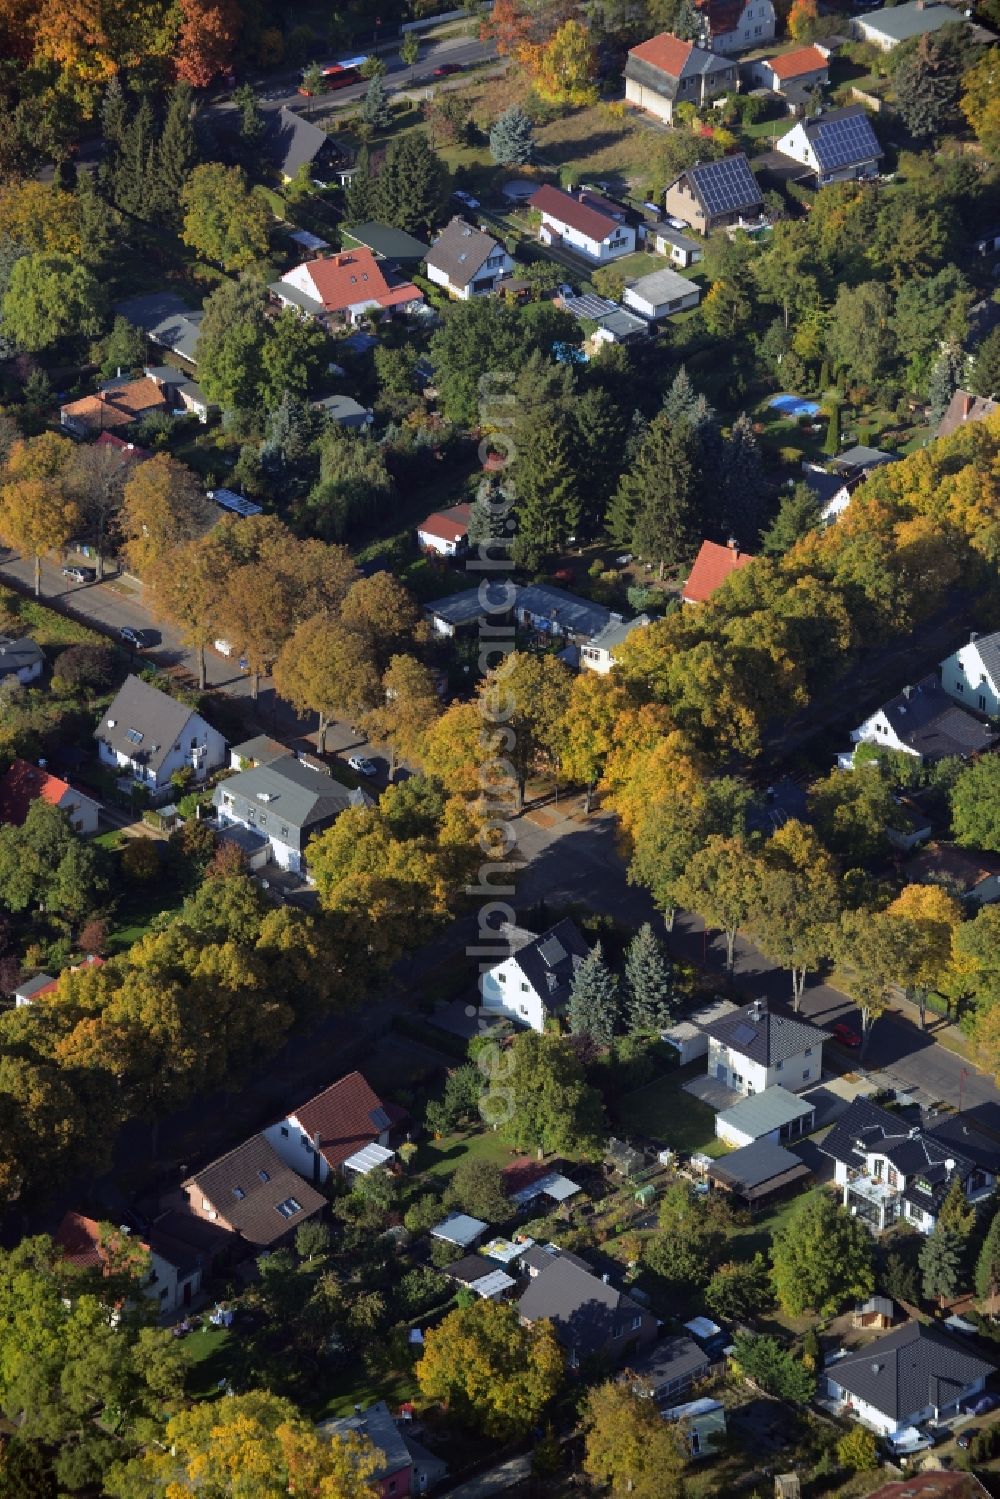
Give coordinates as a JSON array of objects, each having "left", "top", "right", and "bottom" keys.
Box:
[
  {"left": 617, "top": 414, "right": 699, "bottom": 578},
  {"left": 375, "top": 131, "right": 449, "bottom": 234},
  {"left": 489, "top": 106, "right": 535, "bottom": 165},
  {"left": 919, "top": 1228, "right": 965, "bottom": 1307},
  {"left": 511, "top": 412, "right": 581, "bottom": 570},
  {"left": 154, "top": 84, "right": 198, "bottom": 222},
  {"left": 624, "top": 924, "right": 677, "bottom": 1032},
  {"left": 361, "top": 73, "right": 391, "bottom": 131},
  {"left": 975, "top": 1207, "right": 1000, "bottom": 1305},
  {"left": 568, "top": 943, "right": 621, "bottom": 1045},
  {"left": 344, "top": 146, "right": 379, "bottom": 223}
]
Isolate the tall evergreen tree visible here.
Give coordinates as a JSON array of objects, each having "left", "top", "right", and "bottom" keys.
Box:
[
  {"left": 361, "top": 73, "right": 391, "bottom": 130},
  {"left": 609, "top": 412, "right": 699, "bottom": 577},
  {"left": 100, "top": 75, "right": 127, "bottom": 190},
  {"left": 760, "top": 483, "right": 819, "bottom": 556},
  {"left": 927, "top": 349, "right": 958, "bottom": 425},
  {"left": 489, "top": 105, "right": 535, "bottom": 165},
  {"left": 976, "top": 1207, "right": 1000, "bottom": 1305},
  {"left": 568, "top": 943, "right": 621, "bottom": 1045},
  {"left": 260, "top": 391, "right": 323, "bottom": 496},
  {"left": 919, "top": 1228, "right": 964, "bottom": 1307},
  {"left": 624, "top": 924, "right": 677, "bottom": 1032},
  {"left": 511, "top": 413, "right": 581, "bottom": 569},
  {"left": 662, "top": 365, "right": 711, "bottom": 429},
  {"left": 468, "top": 479, "right": 511, "bottom": 546},
  {"left": 573, "top": 386, "right": 626, "bottom": 535},
  {"left": 115, "top": 100, "right": 157, "bottom": 220},
  {"left": 153, "top": 84, "right": 198, "bottom": 221},
  {"left": 344, "top": 146, "right": 379, "bottom": 223},
  {"left": 376, "top": 131, "right": 449, "bottom": 234},
  {"left": 721, "top": 412, "right": 766, "bottom": 547}
]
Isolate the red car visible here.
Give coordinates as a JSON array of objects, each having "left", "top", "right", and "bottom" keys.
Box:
[
  {"left": 832, "top": 1021, "right": 862, "bottom": 1048},
  {"left": 433, "top": 62, "right": 461, "bottom": 76}
]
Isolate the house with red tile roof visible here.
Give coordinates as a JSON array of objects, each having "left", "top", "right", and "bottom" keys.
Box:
[
  {"left": 60, "top": 377, "right": 170, "bottom": 438},
  {"left": 94, "top": 431, "right": 153, "bottom": 461},
  {"left": 682, "top": 539, "right": 755, "bottom": 603},
  {"left": 55, "top": 1209, "right": 205, "bottom": 1314},
  {"left": 0, "top": 757, "right": 101, "bottom": 835},
  {"left": 416, "top": 502, "right": 472, "bottom": 556},
  {"left": 272, "top": 247, "right": 423, "bottom": 326},
  {"left": 752, "top": 43, "right": 830, "bottom": 97},
  {"left": 263, "top": 1070, "right": 407, "bottom": 1185},
  {"left": 528, "top": 185, "right": 636, "bottom": 265},
  {"left": 14, "top": 954, "right": 105, "bottom": 1008},
  {"left": 625, "top": 33, "right": 737, "bottom": 124},
  {"left": 696, "top": 0, "right": 775, "bottom": 53}
]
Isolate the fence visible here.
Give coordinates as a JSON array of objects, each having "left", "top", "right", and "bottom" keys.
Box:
[{"left": 401, "top": 2, "right": 491, "bottom": 32}]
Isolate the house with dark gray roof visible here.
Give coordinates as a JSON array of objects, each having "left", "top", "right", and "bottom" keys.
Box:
[
  {"left": 822, "top": 1096, "right": 999, "bottom": 1233},
  {"left": 97, "top": 675, "right": 226, "bottom": 796},
  {"left": 319, "top": 1400, "right": 447, "bottom": 1495},
  {"left": 940, "top": 628, "right": 1000, "bottom": 720},
  {"left": 480, "top": 918, "right": 590, "bottom": 1032},
  {"left": 706, "top": 1138, "right": 812, "bottom": 1205},
  {"left": 426, "top": 216, "right": 515, "bottom": 300},
  {"left": 629, "top": 1334, "right": 711, "bottom": 1403},
  {"left": 342, "top": 221, "right": 429, "bottom": 267},
  {"left": 580, "top": 614, "right": 651, "bottom": 675},
  {"left": 263, "top": 106, "right": 346, "bottom": 182},
  {"left": 113, "top": 291, "right": 204, "bottom": 365},
  {"left": 825, "top": 1321, "right": 994, "bottom": 1439},
  {"left": 182, "top": 1134, "right": 325, "bottom": 1250},
  {"left": 213, "top": 755, "right": 372, "bottom": 876},
  {"left": 705, "top": 998, "right": 825, "bottom": 1096},
  {"left": 849, "top": 673, "right": 999, "bottom": 763},
  {"left": 424, "top": 582, "right": 614, "bottom": 643},
  {"left": 518, "top": 1254, "right": 657, "bottom": 1366},
  {"left": 0, "top": 636, "right": 44, "bottom": 685}
]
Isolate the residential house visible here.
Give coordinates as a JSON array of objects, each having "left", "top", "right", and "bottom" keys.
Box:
[
  {"left": 714, "top": 1084, "right": 815, "bottom": 1148},
  {"left": 848, "top": 674, "right": 999, "bottom": 762},
  {"left": 593, "top": 307, "right": 651, "bottom": 345},
  {"left": 682, "top": 538, "right": 755, "bottom": 603},
  {"left": 580, "top": 614, "right": 651, "bottom": 675},
  {"left": 705, "top": 998, "right": 825, "bottom": 1095},
  {"left": 424, "top": 581, "right": 513, "bottom": 637},
  {"left": 774, "top": 106, "right": 882, "bottom": 186},
  {"left": 751, "top": 44, "right": 830, "bottom": 100},
  {"left": 144, "top": 365, "right": 216, "bottom": 423},
  {"left": 696, "top": 0, "right": 776, "bottom": 53},
  {"left": 629, "top": 1335, "right": 712, "bottom": 1404},
  {"left": 431, "top": 1214, "right": 488, "bottom": 1250},
  {"left": 0, "top": 757, "right": 100, "bottom": 835},
  {"left": 272, "top": 248, "right": 423, "bottom": 327},
  {"left": 441, "top": 1254, "right": 516, "bottom": 1299},
  {"left": 661, "top": 997, "right": 740, "bottom": 1065},
  {"left": 60, "top": 377, "right": 170, "bottom": 438},
  {"left": 341, "top": 221, "right": 430, "bottom": 270},
  {"left": 624, "top": 33, "right": 737, "bottom": 125},
  {"left": 517, "top": 1254, "right": 657, "bottom": 1367},
  {"left": 829, "top": 444, "right": 901, "bottom": 477},
  {"left": 263, "top": 106, "right": 347, "bottom": 183},
  {"left": 706, "top": 1139, "right": 813, "bottom": 1207},
  {"left": 213, "top": 754, "right": 372, "bottom": 875},
  {"left": 416, "top": 502, "right": 472, "bottom": 556},
  {"left": 824, "top": 1321, "right": 994, "bottom": 1438},
  {"left": 640, "top": 221, "right": 704, "bottom": 268},
  {"left": 666, "top": 154, "right": 764, "bottom": 235},
  {"left": 426, "top": 217, "right": 515, "bottom": 299},
  {"left": 263, "top": 1070, "right": 406, "bottom": 1186},
  {"left": 55, "top": 1210, "right": 203, "bottom": 1316},
  {"left": 623, "top": 267, "right": 702, "bottom": 320},
  {"left": 528, "top": 185, "right": 636, "bottom": 265},
  {"left": 319, "top": 1400, "right": 447, "bottom": 1497},
  {"left": 513, "top": 582, "right": 615, "bottom": 643},
  {"left": 903, "top": 843, "right": 1000, "bottom": 909},
  {"left": 182, "top": 1134, "right": 325, "bottom": 1250},
  {"left": 15, "top": 955, "right": 104, "bottom": 1008},
  {"left": 479, "top": 918, "right": 590, "bottom": 1032},
  {"left": 937, "top": 390, "right": 998, "bottom": 440},
  {"left": 940, "top": 628, "right": 1000, "bottom": 719},
  {"left": 313, "top": 393, "right": 373, "bottom": 428},
  {"left": 799, "top": 462, "right": 856, "bottom": 523},
  {"left": 96, "top": 675, "right": 227, "bottom": 797},
  {"left": 822, "top": 1096, "right": 1000, "bottom": 1234},
  {"left": 0, "top": 636, "right": 44, "bottom": 686},
  {"left": 229, "top": 734, "right": 290, "bottom": 772},
  {"left": 94, "top": 432, "right": 151, "bottom": 463},
  {"left": 853, "top": 0, "right": 979, "bottom": 50},
  {"left": 113, "top": 291, "right": 203, "bottom": 365}
]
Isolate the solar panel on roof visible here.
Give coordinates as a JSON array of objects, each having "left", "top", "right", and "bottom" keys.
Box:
[
  {"left": 810, "top": 113, "right": 879, "bottom": 173},
  {"left": 538, "top": 936, "right": 568, "bottom": 967},
  {"left": 562, "top": 293, "right": 618, "bottom": 320},
  {"left": 690, "top": 157, "right": 760, "bottom": 216},
  {"left": 729, "top": 1022, "right": 757, "bottom": 1047}
]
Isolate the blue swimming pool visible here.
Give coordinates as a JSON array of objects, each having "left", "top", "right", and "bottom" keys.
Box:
[{"left": 770, "top": 394, "right": 821, "bottom": 418}]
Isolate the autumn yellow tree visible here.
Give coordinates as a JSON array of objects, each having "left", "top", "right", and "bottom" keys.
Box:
[
  {"left": 883, "top": 883, "right": 962, "bottom": 1030},
  {"left": 119, "top": 453, "right": 214, "bottom": 578},
  {"left": 217, "top": 564, "right": 297, "bottom": 701},
  {"left": 787, "top": 0, "right": 819, "bottom": 41},
  {"left": 744, "top": 819, "right": 841, "bottom": 1010},
  {"left": 32, "top": 0, "right": 116, "bottom": 111},
  {"left": 361, "top": 653, "right": 441, "bottom": 779},
  {"left": 558, "top": 672, "right": 629, "bottom": 813},
  {"left": 582, "top": 1380, "right": 686, "bottom": 1499},
  {"left": 147, "top": 531, "right": 227, "bottom": 689},
  {"left": 273, "top": 614, "right": 381, "bottom": 752},
  {"left": 417, "top": 1299, "right": 562, "bottom": 1437},
  {"left": 419, "top": 700, "right": 485, "bottom": 799},
  {"left": 0, "top": 181, "right": 82, "bottom": 255},
  {"left": 0, "top": 433, "right": 79, "bottom": 595},
  {"left": 961, "top": 52, "right": 1000, "bottom": 159},
  {"left": 339, "top": 572, "right": 420, "bottom": 669},
  {"left": 522, "top": 20, "right": 598, "bottom": 106}
]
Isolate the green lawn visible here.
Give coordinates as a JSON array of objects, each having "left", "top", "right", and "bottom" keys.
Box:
[
  {"left": 412, "top": 1127, "right": 524, "bottom": 1183},
  {"left": 318, "top": 1361, "right": 419, "bottom": 1418},
  {"left": 179, "top": 1325, "right": 238, "bottom": 1399},
  {"left": 614, "top": 1061, "right": 731, "bottom": 1158}
]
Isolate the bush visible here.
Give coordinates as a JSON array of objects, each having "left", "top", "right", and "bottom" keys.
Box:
[
  {"left": 837, "top": 1425, "right": 878, "bottom": 1471},
  {"left": 120, "top": 838, "right": 161, "bottom": 882},
  {"left": 51, "top": 643, "right": 116, "bottom": 695}
]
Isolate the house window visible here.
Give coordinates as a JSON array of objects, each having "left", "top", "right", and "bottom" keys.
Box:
[
  {"left": 980, "top": 695, "right": 987, "bottom": 711},
  {"left": 232, "top": 1187, "right": 246, "bottom": 1200},
  {"left": 955, "top": 681, "right": 964, "bottom": 692},
  {"left": 280, "top": 826, "right": 289, "bottom": 837},
  {"left": 632, "top": 1313, "right": 643, "bottom": 1330},
  {"left": 190, "top": 737, "right": 198, "bottom": 748},
  {"left": 802, "top": 1069, "right": 811, "bottom": 1081},
  {"left": 520, "top": 1006, "right": 528, "bottom": 1016},
  {"left": 804, "top": 1047, "right": 813, "bottom": 1057},
  {"left": 521, "top": 982, "right": 529, "bottom": 992},
  {"left": 280, "top": 1125, "right": 289, "bottom": 1137},
  {"left": 498, "top": 971, "right": 506, "bottom": 983},
  {"left": 258, "top": 1169, "right": 270, "bottom": 1183},
  {"left": 776, "top": 1060, "right": 784, "bottom": 1071},
  {"left": 275, "top": 1197, "right": 302, "bottom": 1219},
  {"left": 159, "top": 1286, "right": 168, "bottom": 1299},
  {"left": 887, "top": 1167, "right": 898, "bottom": 1188}
]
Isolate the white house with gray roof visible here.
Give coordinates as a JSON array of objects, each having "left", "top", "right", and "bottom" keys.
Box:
[
  {"left": 426, "top": 217, "right": 514, "bottom": 300},
  {"left": 853, "top": 0, "right": 980, "bottom": 50},
  {"left": 623, "top": 268, "right": 702, "bottom": 321},
  {"left": 705, "top": 998, "right": 824, "bottom": 1096},
  {"left": 96, "top": 675, "right": 226, "bottom": 796},
  {"left": 480, "top": 918, "right": 590, "bottom": 1031},
  {"left": 580, "top": 614, "right": 650, "bottom": 675},
  {"left": 940, "top": 629, "right": 1000, "bottom": 720},
  {"left": 715, "top": 1084, "right": 815, "bottom": 1148},
  {"left": 825, "top": 1321, "right": 994, "bottom": 1440},
  {"left": 0, "top": 636, "right": 44, "bottom": 686},
  {"left": 213, "top": 755, "right": 372, "bottom": 875}
]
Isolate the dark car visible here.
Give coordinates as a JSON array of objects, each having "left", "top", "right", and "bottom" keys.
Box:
[
  {"left": 62, "top": 565, "right": 96, "bottom": 584},
  {"left": 434, "top": 62, "right": 461, "bottom": 76},
  {"left": 832, "top": 1021, "right": 862, "bottom": 1048},
  {"left": 962, "top": 1392, "right": 1000, "bottom": 1416},
  {"left": 120, "top": 626, "right": 157, "bottom": 650},
  {"left": 957, "top": 1430, "right": 973, "bottom": 1449}
]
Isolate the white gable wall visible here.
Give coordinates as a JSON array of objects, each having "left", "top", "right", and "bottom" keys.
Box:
[
  {"left": 538, "top": 213, "right": 636, "bottom": 264},
  {"left": 849, "top": 707, "right": 920, "bottom": 757},
  {"left": 940, "top": 639, "right": 1000, "bottom": 718},
  {"left": 708, "top": 1037, "right": 820, "bottom": 1095},
  {"left": 480, "top": 955, "right": 547, "bottom": 1031}
]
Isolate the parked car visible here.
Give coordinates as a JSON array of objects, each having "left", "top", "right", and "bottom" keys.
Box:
[
  {"left": 832, "top": 1021, "right": 862, "bottom": 1048},
  {"left": 62, "top": 565, "right": 96, "bottom": 584},
  {"left": 957, "top": 1430, "right": 973, "bottom": 1449},
  {"left": 348, "top": 755, "right": 377, "bottom": 778},
  {"left": 962, "top": 1392, "right": 1000, "bottom": 1416},
  {"left": 119, "top": 626, "right": 157, "bottom": 650},
  {"left": 452, "top": 189, "right": 480, "bottom": 210},
  {"left": 434, "top": 62, "right": 461, "bottom": 76}
]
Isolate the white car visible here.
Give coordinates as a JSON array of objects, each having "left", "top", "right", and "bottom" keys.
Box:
[
  {"left": 348, "top": 755, "right": 377, "bottom": 778},
  {"left": 452, "top": 189, "right": 480, "bottom": 210}
]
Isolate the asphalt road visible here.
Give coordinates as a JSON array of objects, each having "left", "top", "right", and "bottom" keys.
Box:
[{"left": 8, "top": 548, "right": 999, "bottom": 1125}]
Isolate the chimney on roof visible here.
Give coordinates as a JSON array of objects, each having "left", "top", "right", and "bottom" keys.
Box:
[
  {"left": 38, "top": 759, "right": 46, "bottom": 769},
  {"left": 970, "top": 631, "right": 979, "bottom": 643},
  {"left": 751, "top": 998, "right": 765, "bottom": 1022},
  {"left": 961, "top": 392, "right": 974, "bottom": 420},
  {"left": 902, "top": 685, "right": 913, "bottom": 699},
  {"left": 727, "top": 537, "right": 739, "bottom": 555}
]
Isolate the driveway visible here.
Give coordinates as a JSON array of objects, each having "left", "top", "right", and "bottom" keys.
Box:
[{"left": 441, "top": 1454, "right": 532, "bottom": 1499}]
